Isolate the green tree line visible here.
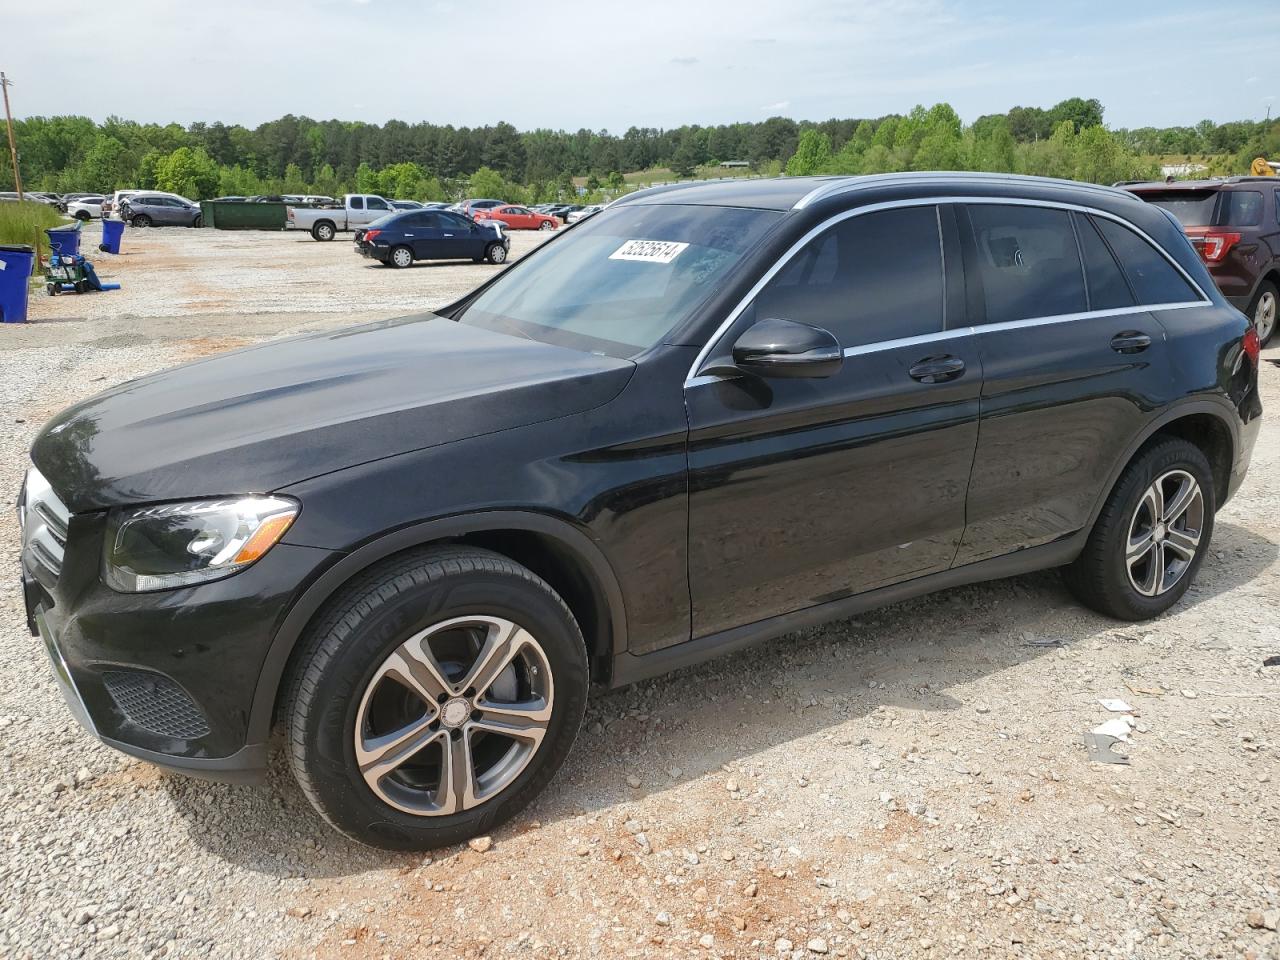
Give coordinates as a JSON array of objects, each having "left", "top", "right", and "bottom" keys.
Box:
[{"left": 2, "top": 97, "right": 1276, "bottom": 200}]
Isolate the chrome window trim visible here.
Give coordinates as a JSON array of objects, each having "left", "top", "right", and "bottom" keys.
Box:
[{"left": 684, "top": 195, "right": 1211, "bottom": 387}]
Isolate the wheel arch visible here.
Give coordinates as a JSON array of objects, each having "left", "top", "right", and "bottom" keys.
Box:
[
  {"left": 248, "top": 511, "right": 628, "bottom": 744},
  {"left": 1086, "top": 400, "right": 1238, "bottom": 535}
]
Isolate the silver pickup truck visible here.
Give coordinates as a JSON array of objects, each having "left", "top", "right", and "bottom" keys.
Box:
[{"left": 287, "top": 194, "right": 393, "bottom": 241}]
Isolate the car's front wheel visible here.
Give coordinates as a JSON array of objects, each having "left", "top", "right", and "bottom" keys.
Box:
[
  {"left": 1064, "top": 438, "right": 1214, "bottom": 620},
  {"left": 285, "top": 547, "right": 588, "bottom": 850},
  {"left": 538, "top": 220, "right": 555, "bottom": 231},
  {"left": 485, "top": 243, "right": 507, "bottom": 264}
]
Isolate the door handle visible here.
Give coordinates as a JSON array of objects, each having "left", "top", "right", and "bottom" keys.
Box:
[
  {"left": 443, "top": 233, "right": 454, "bottom": 237},
  {"left": 909, "top": 355, "right": 966, "bottom": 383},
  {"left": 1110, "top": 331, "right": 1152, "bottom": 354}
]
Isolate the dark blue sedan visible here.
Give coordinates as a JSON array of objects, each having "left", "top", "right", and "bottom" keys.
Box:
[{"left": 354, "top": 209, "right": 511, "bottom": 267}]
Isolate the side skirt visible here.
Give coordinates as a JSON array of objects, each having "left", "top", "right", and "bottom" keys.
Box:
[{"left": 609, "top": 530, "right": 1087, "bottom": 688}]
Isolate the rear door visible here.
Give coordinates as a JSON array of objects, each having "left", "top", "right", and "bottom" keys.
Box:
[
  {"left": 954, "top": 202, "right": 1202, "bottom": 564},
  {"left": 685, "top": 204, "right": 982, "bottom": 642}
]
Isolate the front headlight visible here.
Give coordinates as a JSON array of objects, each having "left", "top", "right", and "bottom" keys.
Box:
[{"left": 103, "top": 495, "right": 299, "bottom": 592}]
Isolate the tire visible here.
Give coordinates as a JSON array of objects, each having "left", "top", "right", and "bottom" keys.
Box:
[
  {"left": 45, "top": 283, "right": 56, "bottom": 296},
  {"left": 538, "top": 220, "right": 554, "bottom": 231},
  {"left": 192, "top": 215, "right": 202, "bottom": 229},
  {"left": 131, "top": 214, "right": 151, "bottom": 228},
  {"left": 1249, "top": 280, "right": 1277, "bottom": 347},
  {"left": 285, "top": 546, "right": 588, "bottom": 851},
  {"left": 74, "top": 210, "right": 90, "bottom": 221},
  {"left": 1063, "top": 438, "right": 1215, "bottom": 620},
  {"left": 312, "top": 221, "right": 336, "bottom": 242},
  {"left": 73, "top": 280, "right": 87, "bottom": 294},
  {"left": 390, "top": 245, "right": 413, "bottom": 268},
  {"left": 485, "top": 243, "right": 507, "bottom": 265}
]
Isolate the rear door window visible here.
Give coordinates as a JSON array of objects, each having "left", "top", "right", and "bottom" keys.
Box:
[
  {"left": 750, "top": 205, "right": 945, "bottom": 347},
  {"left": 1092, "top": 216, "right": 1200, "bottom": 305},
  {"left": 1074, "top": 213, "right": 1135, "bottom": 311},
  {"left": 966, "top": 204, "right": 1086, "bottom": 324},
  {"left": 349, "top": 197, "right": 364, "bottom": 210}
]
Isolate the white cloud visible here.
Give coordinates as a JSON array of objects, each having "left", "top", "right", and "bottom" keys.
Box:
[{"left": 761, "top": 100, "right": 790, "bottom": 112}]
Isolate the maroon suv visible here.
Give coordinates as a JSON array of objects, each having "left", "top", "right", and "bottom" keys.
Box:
[{"left": 1126, "top": 177, "right": 1279, "bottom": 345}]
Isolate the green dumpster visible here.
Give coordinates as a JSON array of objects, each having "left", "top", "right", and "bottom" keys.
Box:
[{"left": 201, "top": 201, "right": 287, "bottom": 230}]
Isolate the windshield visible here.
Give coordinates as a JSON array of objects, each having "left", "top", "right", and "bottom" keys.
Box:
[{"left": 457, "top": 203, "right": 781, "bottom": 357}]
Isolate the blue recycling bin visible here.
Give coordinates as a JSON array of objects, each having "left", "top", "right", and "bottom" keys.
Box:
[
  {"left": 0, "top": 243, "right": 36, "bottom": 323},
  {"left": 99, "top": 218, "right": 124, "bottom": 254},
  {"left": 46, "top": 224, "right": 82, "bottom": 257}
]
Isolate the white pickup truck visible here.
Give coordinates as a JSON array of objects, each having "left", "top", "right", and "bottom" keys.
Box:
[{"left": 287, "top": 194, "right": 394, "bottom": 241}]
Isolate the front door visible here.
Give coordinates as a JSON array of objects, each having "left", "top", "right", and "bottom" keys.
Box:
[{"left": 685, "top": 204, "right": 982, "bottom": 640}]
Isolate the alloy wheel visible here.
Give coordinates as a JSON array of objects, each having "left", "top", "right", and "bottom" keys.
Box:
[
  {"left": 1125, "top": 469, "right": 1204, "bottom": 597},
  {"left": 1255, "top": 290, "right": 1276, "bottom": 345},
  {"left": 353, "top": 615, "right": 554, "bottom": 816}
]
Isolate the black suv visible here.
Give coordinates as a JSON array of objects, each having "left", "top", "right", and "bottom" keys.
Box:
[
  {"left": 19, "top": 173, "right": 1262, "bottom": 850},
  {"left": 1126, "top": 176, "right": 1280, "bottom": 345}
]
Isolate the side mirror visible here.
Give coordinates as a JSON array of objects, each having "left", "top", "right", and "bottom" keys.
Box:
[{"left": 730, "top": 317, "right": 843, "bottom": 379}]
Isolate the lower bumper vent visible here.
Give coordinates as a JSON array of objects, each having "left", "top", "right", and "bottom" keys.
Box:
[{"left": 102, "top": 670, "right": 211, "bottom": 740}]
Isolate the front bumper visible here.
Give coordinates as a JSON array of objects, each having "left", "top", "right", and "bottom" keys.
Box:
[{"left": 22, "top": 507, "right": 340, "bottom": 783}]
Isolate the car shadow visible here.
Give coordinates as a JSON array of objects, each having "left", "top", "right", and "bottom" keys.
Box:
[{"left": 161, "top": 518, "right": 1276, "bottom": 877}]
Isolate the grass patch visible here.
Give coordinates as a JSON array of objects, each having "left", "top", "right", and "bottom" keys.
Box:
[{"left": 0, "top": 201, "right": 67, "bottom": 272}]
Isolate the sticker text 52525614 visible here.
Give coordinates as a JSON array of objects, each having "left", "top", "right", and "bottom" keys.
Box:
[{"left": 609, "top": 239, "right": 690, "bottom": 264}]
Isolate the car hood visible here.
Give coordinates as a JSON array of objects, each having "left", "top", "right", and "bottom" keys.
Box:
[{"left": 31, "top": 314, "right": 634, "bottom": 513}]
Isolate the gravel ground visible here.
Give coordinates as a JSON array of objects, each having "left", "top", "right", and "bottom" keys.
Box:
[{"left": 1, "top": 224, "right": 1278, "bottom": 960}]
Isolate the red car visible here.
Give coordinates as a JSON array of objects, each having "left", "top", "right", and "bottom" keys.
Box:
[{"left": 475, "top": 204, "right": 558, "bottom": 231}]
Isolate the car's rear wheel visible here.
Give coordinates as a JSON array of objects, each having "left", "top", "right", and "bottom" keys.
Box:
[
  {"left": 1250, "top": 280, "right": 1277, "bottom": 347},
  {"left": 312, "top": 221, "right": 336, "bottom": 242},
  {"left": 131, "top": 214, "right": 151, "bottom": 228},
  {"left": 485, "top": 243, "right": 507, "bottom": 264},
  {"left": 390, "top": 245, "right": 413, "bottom": 268},
  {"left": 1064, "top": 438, "right": 1214, "bottom": 620},
  {"left": 285, "top": 546, "right": 588, "bottom": 850}
]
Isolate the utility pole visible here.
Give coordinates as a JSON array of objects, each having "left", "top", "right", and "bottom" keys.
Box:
[{"left": 1, "top": 72, "right": 22, "bottom": 200}]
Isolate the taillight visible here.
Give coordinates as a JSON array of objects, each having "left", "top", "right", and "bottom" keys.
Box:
[
  {"left": 1242, "top": 327, "right": 1260, "bottom": 365},
  {"left": 1187, "top": 229, "right": 1241, "bottom": 264},
  {"left": 364, "top": 229, "right": 381, "bottom": 243}
]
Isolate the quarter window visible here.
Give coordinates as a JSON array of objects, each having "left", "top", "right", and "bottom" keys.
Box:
[
  {"left": 1075, "top": 214, "right": 1135, "bottom": 311},
  {"left": 1224, "top": 190, "right": 1263, "bottom": 227},
  {"left": 1092, "top": 216, "right": 1199, "bottom": 305},
  {"left": 749, "top": 206, "right": 945, "bottom": 348},
  {"left": 350, "top": 197, "right": 364, "bottom": 210},
  {"left": 966, "top": 205, "right": 1086, "bottom": 325}
]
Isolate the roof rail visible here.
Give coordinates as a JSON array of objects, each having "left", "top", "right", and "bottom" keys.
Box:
[{"left": 791, "top": 171, "right": 1143, "bottom": 210}]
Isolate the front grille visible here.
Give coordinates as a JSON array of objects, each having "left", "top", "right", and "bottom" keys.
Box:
[
  {"left": 19, "top": 467, "right": 70, "bottom": 589},
  {"left": 102, "top": 669, "right": 211, "bottom": 740}
]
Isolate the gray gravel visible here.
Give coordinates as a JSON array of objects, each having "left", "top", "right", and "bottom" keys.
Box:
[{"left": 1, "top": 227, "right": 1278, "bottom": 959}]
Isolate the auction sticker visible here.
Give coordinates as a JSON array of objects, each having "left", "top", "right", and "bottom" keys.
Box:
[{"left": 609, "top": 239, "right": 689, "bottom": 263}]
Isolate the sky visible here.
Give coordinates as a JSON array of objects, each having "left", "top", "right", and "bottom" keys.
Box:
[{"left": 3, "top": 0, "right": 1277, "bottom": 132}]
